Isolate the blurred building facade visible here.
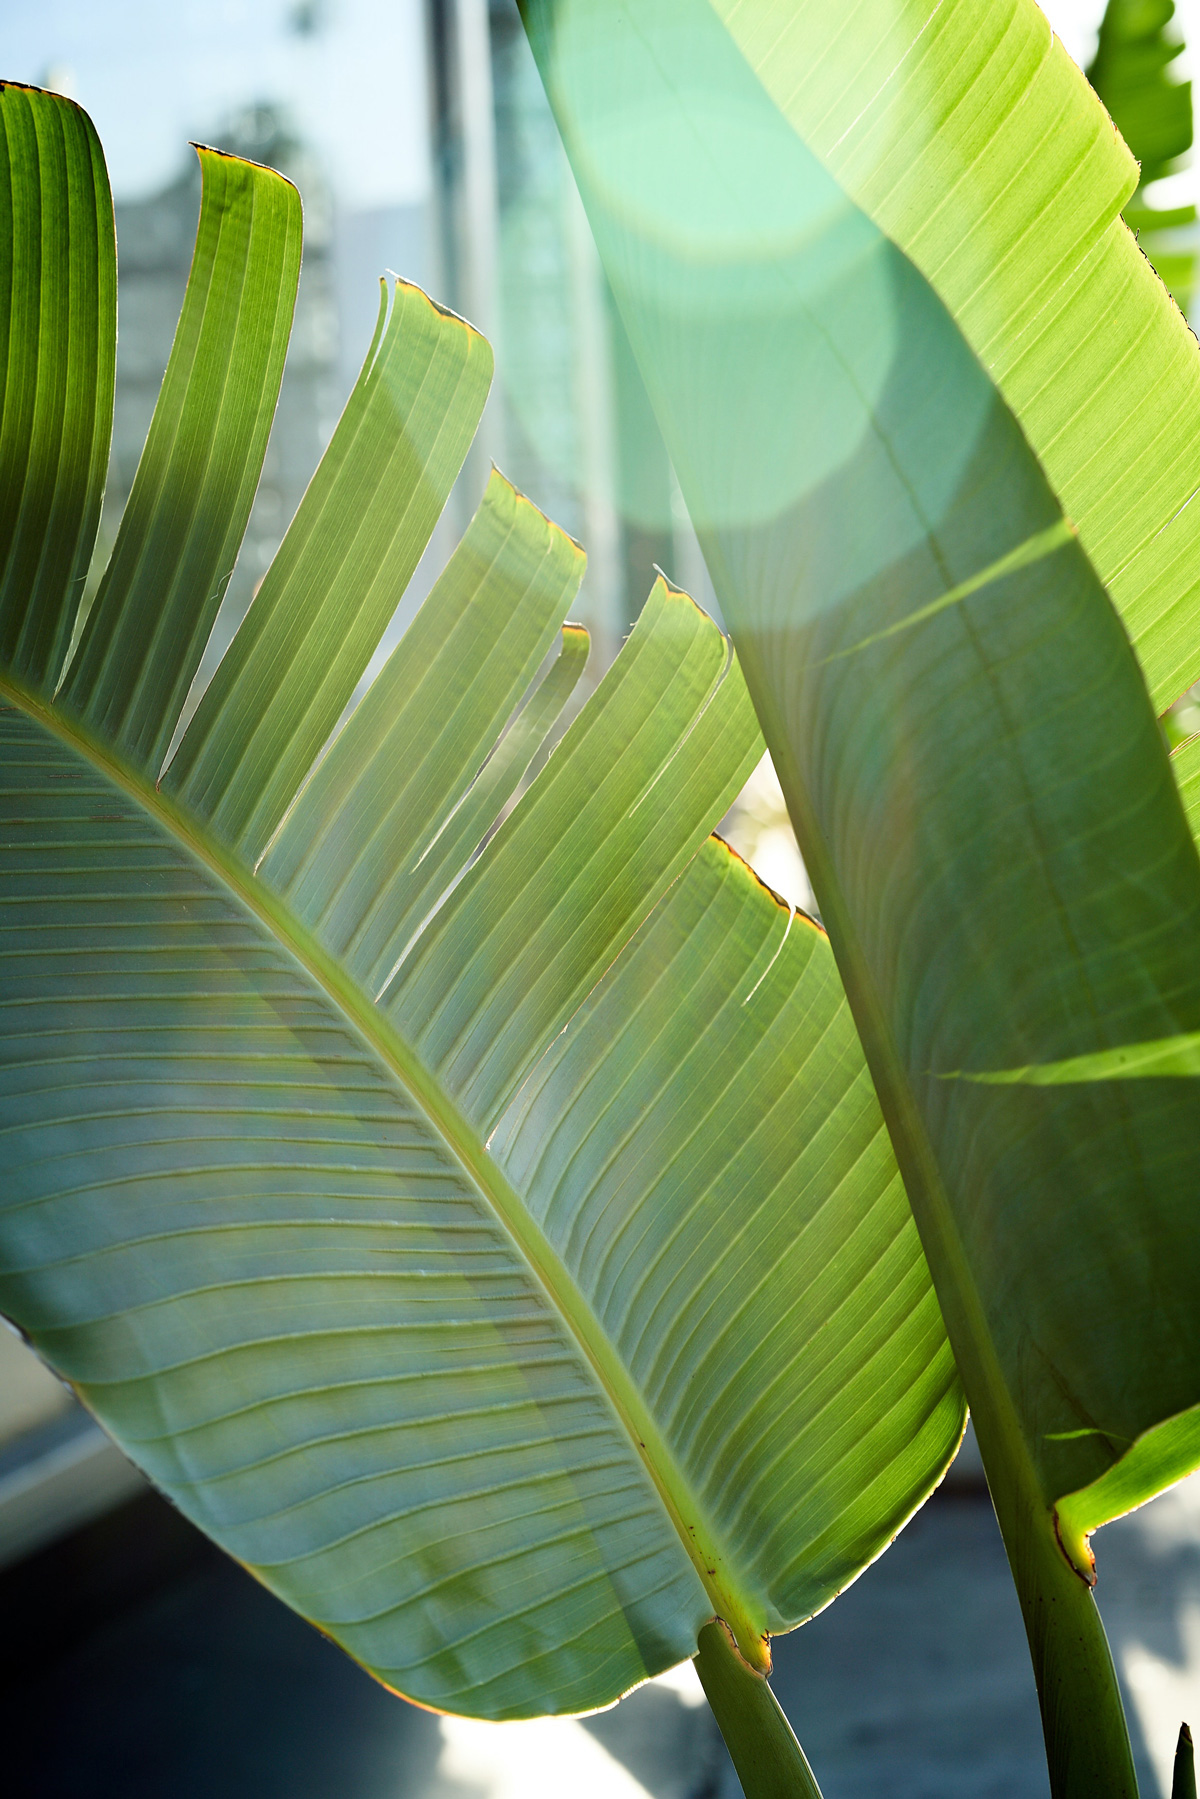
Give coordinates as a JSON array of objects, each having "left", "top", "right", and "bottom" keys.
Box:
[{"left": 427, "top": 0, "right": 718, "bottom": 659}]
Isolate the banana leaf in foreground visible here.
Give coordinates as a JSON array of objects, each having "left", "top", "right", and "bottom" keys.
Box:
[
  {"left": 0, "top": 83, "right": 963, "bottom": 1729},
  {"left": 521, "top": 1, "right": 1200, "bottom": 1791},
  {"left": 708, "top": 0, "right": 1200, "bottom": 713}
]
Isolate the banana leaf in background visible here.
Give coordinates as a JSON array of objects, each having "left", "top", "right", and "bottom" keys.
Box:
[
  {"left": 520, "top": 1, "right": 1200, "bottom": 1793},
  {"left": 1088, "top": 0, "right": 1196, "bottom": 314},
  {"left": 0, "top": 78, "right": 968, "bottom": 1780}
]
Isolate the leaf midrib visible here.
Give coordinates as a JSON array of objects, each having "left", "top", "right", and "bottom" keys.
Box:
[
  {"left": 0, "top": 667, "right": 772, "bottom": 1670},
  {"left": 764, "top": 715, "right": 1071, "bottom": 1563}
]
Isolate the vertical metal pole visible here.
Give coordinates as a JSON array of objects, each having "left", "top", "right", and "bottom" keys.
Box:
[
  {"left": 454, "top": 0, "right": 506, "bottom": 485},
  {"left": 564, "top": 176, "right": 620, "bottom": 666}
]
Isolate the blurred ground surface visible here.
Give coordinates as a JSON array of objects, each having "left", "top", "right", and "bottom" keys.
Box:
[{"left": 2, "top": 1460, "right": 1198, "bottom": 1799}]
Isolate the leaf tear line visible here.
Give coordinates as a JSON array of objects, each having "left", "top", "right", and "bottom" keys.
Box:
[{"left": 818, "top": 519, "right": 1075, "bottom": 666}]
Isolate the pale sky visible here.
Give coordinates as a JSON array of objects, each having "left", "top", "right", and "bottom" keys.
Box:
[{"left": 0, "top": 0, "right": 431, "bottom": 207}]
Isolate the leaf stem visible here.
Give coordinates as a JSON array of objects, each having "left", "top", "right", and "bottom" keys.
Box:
[
  {"left": 693, "top": 1622, "right": 824, "bottom": 1799},
  {"left": 739, "top": 707, "right": 1140, "bottom": 1799},
  {"left": 973, "top": 1403, "right": 1139, "bottom": 1798}
]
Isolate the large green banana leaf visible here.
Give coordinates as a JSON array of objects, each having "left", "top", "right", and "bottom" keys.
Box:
[
  {"left": 521, "top": 0, "right": 1200, "bottom": 1789},
  {"left": 707, "top": 0, "right": 1200, "bottom": 714},
  {"left": 0, "top": 83, "right": 964, "bottom": 1724}
]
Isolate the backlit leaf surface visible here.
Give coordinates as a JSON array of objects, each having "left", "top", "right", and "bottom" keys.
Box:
[
  {"left": 0, "top": 84, "right": 963, "bottom": 1720},
  {"left": 712, "top": 0, "right": 1200, "bottom": 709},
  {"left": 520, "top": 1, "right": 1200, "bottom": 1783}
]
